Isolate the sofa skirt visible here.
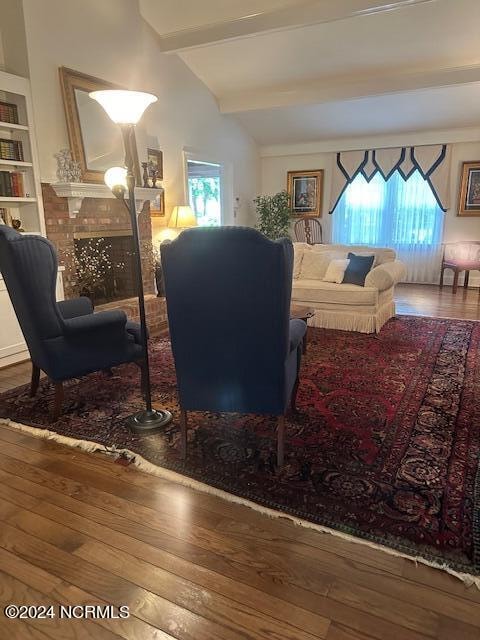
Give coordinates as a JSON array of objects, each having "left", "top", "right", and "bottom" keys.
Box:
[{"left": 307, "top": 300, "right": 396, "bottom": 334}]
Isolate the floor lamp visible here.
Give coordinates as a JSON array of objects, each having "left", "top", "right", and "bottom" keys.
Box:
[{"left": 90, "top": 89, "right": 172, "bottom": 432}]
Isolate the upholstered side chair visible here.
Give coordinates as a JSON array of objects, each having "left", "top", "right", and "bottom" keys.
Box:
[
  {"left": 161, "top": 226, "right": 307, "bottom": 466},
  {"left": 0, "top": 226, "right": 144, "bottom": 418}
]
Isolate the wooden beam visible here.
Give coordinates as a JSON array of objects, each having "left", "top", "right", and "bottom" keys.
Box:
[
  {"left": 219, "top": 64, "right": 480, "bottom": 113},
  {"left": 259, "top": 127, "right": 480, "bottom": 158},
  {"left": 149, "top": 0, "right": 436, "bottom": 53}
]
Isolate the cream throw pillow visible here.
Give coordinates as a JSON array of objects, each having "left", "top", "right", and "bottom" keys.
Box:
[
  {"left": 323, "top": 258, "right": 350, "bottom": 284},
  {"left": 299, "top": 251, "right": 333, "bottom": 280}
]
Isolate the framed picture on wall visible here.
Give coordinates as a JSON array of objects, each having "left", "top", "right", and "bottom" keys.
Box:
[
  {"left": 458, "top": 161, "right": 480, "bottom": 216},
  {"left": 147, "top": 148, "right": 163, "bottom": 182},
  {"left": 287, "top": 169, "right": 324, "bottom": 217},
  {"left": 150, "top": 190, "right": 165, "bottom": 217}
]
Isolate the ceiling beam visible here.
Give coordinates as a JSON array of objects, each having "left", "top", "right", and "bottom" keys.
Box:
[
  {"left": 260, "top": 126, "right": 480, "bottom": 157},
  {"left": 219, "top": 64, "right": 480, "bottom": 113},
  {"left": 151, "top": 0, "right": 436, "bottom": 53}
]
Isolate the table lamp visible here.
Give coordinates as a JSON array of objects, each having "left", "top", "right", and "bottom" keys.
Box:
[{"left": 169, "top": 205, "right": 197, "bottom": 229}]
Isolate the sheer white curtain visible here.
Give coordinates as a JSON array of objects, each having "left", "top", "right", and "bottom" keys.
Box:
[{"left": 332, "top": 170, "right": 444, "bottom": 283}]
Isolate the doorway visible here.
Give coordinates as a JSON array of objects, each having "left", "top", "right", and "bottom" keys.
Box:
[{"left": 186, "top": 159, "right": 222, "bottom": 226}]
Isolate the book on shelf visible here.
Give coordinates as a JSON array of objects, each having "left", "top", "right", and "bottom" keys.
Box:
[
  {"left": 0, "top": 207, "right": 12, "bottom": 225},
  {"left": 0, "top": 101, "right": 19, "bottom": 125},
  {"left": 0, "top": 138, "right": 24, "bottom": 161},
  {"left": 0, "top": 171, "right": 25, "bottom": 197}
]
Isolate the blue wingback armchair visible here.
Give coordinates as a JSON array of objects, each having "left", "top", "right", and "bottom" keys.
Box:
[
  {"left": 161, "top": 226, "right": 307, "bottom": 466},
  {"left": 0, "top": 226, "right": 144, "bottom": 418}
]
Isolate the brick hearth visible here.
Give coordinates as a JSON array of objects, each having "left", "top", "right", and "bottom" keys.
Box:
[{"left": 42, "top": 183, "right": 167, "bottom": 335}]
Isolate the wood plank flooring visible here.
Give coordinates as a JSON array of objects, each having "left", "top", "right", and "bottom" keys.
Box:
[
  {"left": 395, "top": 282, "right": 480, "bottom": 320},
  {"left": 0, "top": 283, "right": 479, "bottom": 639}
]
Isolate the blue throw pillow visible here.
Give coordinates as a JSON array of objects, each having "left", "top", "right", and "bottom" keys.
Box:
[{"left": 342, "top": 252, "right": 375, "bottom": 286}]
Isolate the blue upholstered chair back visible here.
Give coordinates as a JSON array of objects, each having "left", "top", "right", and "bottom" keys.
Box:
[
  {"left": 161, "top": 226, "right": 294, "bottom": 415},
  {"left": 0, "top": 226, "right": 64, "bottom": 367}
]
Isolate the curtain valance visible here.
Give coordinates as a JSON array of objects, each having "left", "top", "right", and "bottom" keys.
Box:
[{"left": 329, "top": 144, "right": 451, "bottom": 214}]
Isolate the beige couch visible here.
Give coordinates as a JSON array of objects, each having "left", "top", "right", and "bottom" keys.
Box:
[{"left": 293, "top": 243, "right": 407, "bottom": 334}]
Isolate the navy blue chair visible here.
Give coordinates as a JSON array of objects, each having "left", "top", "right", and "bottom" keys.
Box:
[
  {"left": 161, "top": 226, "right": 306, "bottom": 466},
  {"left": 0, "top": 226, "right": 144, "bottom": 418}
]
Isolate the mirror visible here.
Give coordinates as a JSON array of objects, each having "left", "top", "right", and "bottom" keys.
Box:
[{"left": 59, "top": 67, "right": 140, "bottom": 184}]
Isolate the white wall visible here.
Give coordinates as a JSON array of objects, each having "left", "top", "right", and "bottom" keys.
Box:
[
  {"left": 0, "top": 0, "right": 29, "bottom": 77},
  {"left": 261, "top": 136, "right": 480, "bottom": 247},
  {"left": 261, "top": 152, "right": 335, "bottom": 240},
  {"left": 17, "top": 0, "right": 259, "bottom": 240},
  {"left": 0, "top": 29, "right": 4, "bottom": 70},
  {"left": 445, "top": 141, "right": 480, "bottom": 242}
]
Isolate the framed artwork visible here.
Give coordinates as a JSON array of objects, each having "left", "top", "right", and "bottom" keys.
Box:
[
  {"left": 150, "top": 190, "right": 165, "bottom": 217},
  {"left": 287, "top": 169, "right": 324, "bottom": 217},
  {"left": 147, "top": 148, "right": 163, "bottom": 182},
  {"left": 59, "top": 67, "right": 141, "bottom": 184},
  {"left": 458, "top": 161, "right": 480, "bottom": 216}
]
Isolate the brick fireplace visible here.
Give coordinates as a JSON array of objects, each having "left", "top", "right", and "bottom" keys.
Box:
[{"left": 42, "top": 183, "right": 167, "bottom": 335}]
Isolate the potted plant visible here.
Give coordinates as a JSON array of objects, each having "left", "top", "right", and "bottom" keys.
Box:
[{"left": 254, "top": 190, "right": 292, "bottom": 240}]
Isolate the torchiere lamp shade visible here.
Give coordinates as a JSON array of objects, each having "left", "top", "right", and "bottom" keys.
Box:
[
  {"left": 89, "top": 90, "right": 157, "bottom": 124},
  {"left": 104, "top": 166, "right": 127, "bottom": 190}
]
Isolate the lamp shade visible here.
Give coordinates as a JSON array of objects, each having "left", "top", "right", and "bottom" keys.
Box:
[
  {"left": 104, "top": 166, "right": 127, "bottom": 190},
  {"left": 89, "top": 90, "right": 157, "bottom": 124},
  {"left": 169, "top": 205, "right": 197, "bottom": 229}
]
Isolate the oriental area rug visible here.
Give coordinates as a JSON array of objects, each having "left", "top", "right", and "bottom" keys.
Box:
[{"left": 1, "top": 316, "right": 480, "bottom": 583}]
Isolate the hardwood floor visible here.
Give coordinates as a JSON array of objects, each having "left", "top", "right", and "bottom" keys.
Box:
[
  {"left": 0, "top": 283, "right": 479, "bottom": 639},
  {"left": 395, "top": 282, "right": 480, "bottom": 320}
]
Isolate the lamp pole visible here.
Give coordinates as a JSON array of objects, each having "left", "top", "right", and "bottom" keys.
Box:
[{"left": 91, "top": 90, "right": 171, "bottom": 432}]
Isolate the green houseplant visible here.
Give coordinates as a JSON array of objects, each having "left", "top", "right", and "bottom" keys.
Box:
[{"left": 255, "top": 190, "right": 292, "bottom": 241}]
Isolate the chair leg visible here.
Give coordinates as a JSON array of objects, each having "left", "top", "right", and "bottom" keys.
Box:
[
  {"left": 291, "top": 376, "right": 300, "bottom": 414},
  {"left": 180, "top": 409, "right": 188, "bottom": 460},
  {"left": 439, "top": 266, "right": 445, "bottom": 288},
  {"left": 464, "top": 270, "right": 470, "bottom": 289},
  {"left": 452, "top": 270, "right": 459, "bottom": 294},
  {"left": 30, "top": 364, "right": 40, "bottom": 397},
  {"left": 277, "top": 415, "right": 285, "bottom": 468},
  {"left": 52, "top": 382, "right": 64, "bottom": 421},
  {"left": 302, "top": 332, "right": 307, "bottom": 355}
]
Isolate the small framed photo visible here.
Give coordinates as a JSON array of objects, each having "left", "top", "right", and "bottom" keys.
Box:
[
  {"left": 287, "top": 169, "right": 324, "bottom": 217},
  {"left": 458, "top": 161, "right": 480, "bottom": 216},
  {"left": 147, "top": 148, "right": 163, "bottom": 182},
  {"left": 150, "top": 190, "right": 165, "bottom": 217}
]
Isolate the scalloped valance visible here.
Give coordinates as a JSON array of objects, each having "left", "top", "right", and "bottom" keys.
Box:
[{"left": 329, "top": 144, "right": 451, "bottom": 214}]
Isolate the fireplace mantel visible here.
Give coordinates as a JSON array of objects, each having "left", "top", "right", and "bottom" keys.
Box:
[{"left": 51, "top": 182, "right": 164, "bottom": 217}]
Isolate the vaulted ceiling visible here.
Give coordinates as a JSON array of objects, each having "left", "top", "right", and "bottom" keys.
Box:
[{"left": 140, "top": 0, "right": 480, "bottom": 145}]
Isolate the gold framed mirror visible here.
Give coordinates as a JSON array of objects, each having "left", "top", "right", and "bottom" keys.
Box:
[{"left": 59, "top": 67, "right": 140, "bottom": 184}]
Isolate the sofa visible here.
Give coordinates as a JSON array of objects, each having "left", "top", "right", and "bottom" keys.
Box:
[{"left": 292, "top": 243, "right": 407, "bottom": 333}]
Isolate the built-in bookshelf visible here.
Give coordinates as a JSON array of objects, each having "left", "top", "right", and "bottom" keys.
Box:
[
  {"left": 0, "top": 69, "right": 45, "bottom": 235},
  {"left": 0, "top": 70, "right": 49, "bottom": 368}
]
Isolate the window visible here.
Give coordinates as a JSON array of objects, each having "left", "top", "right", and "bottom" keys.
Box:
[
  {"left": 332, "top": 170, "right": 444, "bottom": 282},
  {"left": 187, "top": 160, "right": 222, "bottom": 226}
]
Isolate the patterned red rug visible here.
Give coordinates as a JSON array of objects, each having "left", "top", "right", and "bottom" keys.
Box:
[{"left": 1, "top": 316, "right": 480, "bottom": 578}]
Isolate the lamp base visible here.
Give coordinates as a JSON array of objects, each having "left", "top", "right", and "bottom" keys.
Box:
[{"left": 125, "top": 408, "right": 172, "bottom": 433}]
